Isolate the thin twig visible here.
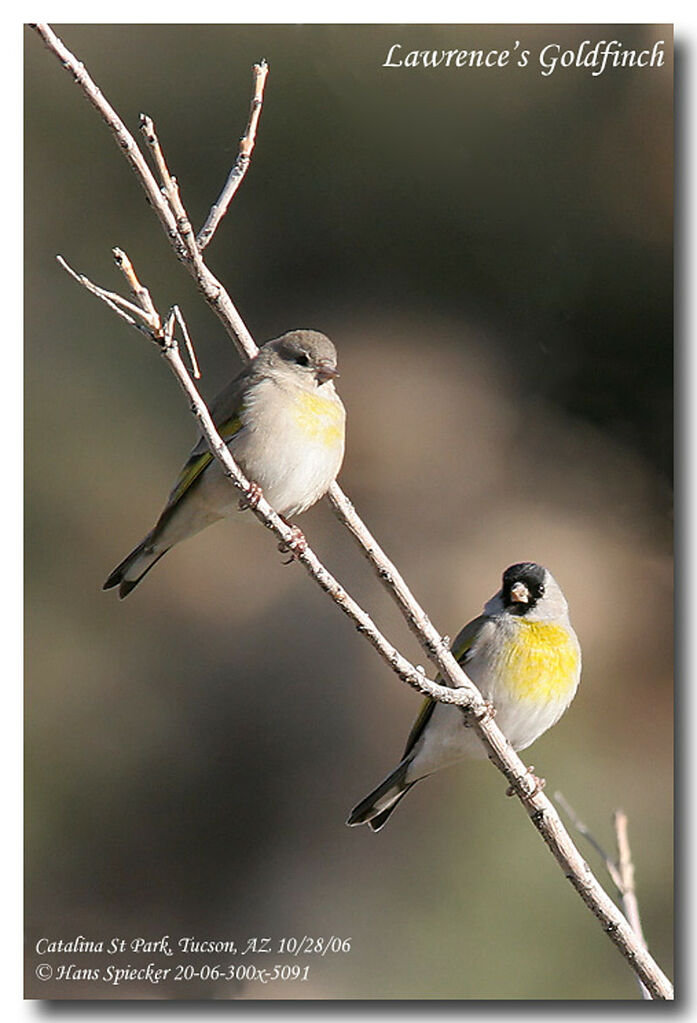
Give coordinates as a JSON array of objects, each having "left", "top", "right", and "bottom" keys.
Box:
[
  {"left": 31, "top": 23, "right": 254, "bottom": 357},
  {"left": 556, "top": 793, "right": 652, "bottom": 999},
  {"left": 139, "top": 114, "right": 201, "bottom": 261},
  {"left": 172, "top": 305, "right": 201, "bottom": 379},
  {"left": 555, "top": 791, "right": 624, "bottom": 890},
  {"left": 135, "top": 110, "right": 258, "bottom": 357},
  {"left": 30, "top": 24, "right": 187, "bottom": 262},
  {"left": 197, "top": 60, "right": 269, "bottom": 250},
  {"left": 55, "top": 255, "right": 153, "bottom": 336},
  {"left": 615, "top": 810, "right": 646, "bottom": 945},
  {"left": 35, "top": 24, "right": 674, "bottom": 1000},
  {"left": 112, "top": 247, "right": 160, "bottom": 328},
  {"left": 614, "top": 810, "right": 651, "bottom": 999},
  {"left": 327, "top": 483, "right": 455, "bottom": 671}
]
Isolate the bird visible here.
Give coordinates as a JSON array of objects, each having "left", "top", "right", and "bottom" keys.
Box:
[
  {"left": 104, "top": 329, "right": 345, "bottom": 598},
  {"left": 347, "top": 562, "right": 581, "bottom": 831}
]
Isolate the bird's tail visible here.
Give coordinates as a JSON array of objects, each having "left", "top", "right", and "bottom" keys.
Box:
[
  {"left": 346, "top": 757, "right": 416, "bottom": 832},
  {"left": 103, "top": 533, "right": 171, "bottom": 599}
]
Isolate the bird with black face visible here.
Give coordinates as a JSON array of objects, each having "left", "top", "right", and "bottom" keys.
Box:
[
  {"left": 104, "top": 330, "right": 345, "bottom": 597},
  {"left": 347, "top": 562, "right": 581, "bottom": 831}
]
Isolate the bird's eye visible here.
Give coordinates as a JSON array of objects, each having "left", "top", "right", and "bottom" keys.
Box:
[
  {"left": 295, "top": 353, "right": 310, "bottom": 367},
  {"left": 538, "top": 585, "right": 545, "bottom": 597}
]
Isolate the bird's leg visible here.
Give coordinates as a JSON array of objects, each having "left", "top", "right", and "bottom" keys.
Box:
[
  {"left": 506, "top": 765, "right": 546, "bottom": 798},
  {"left": 238, "top": 480, "right": 263, "bottom": 511}
]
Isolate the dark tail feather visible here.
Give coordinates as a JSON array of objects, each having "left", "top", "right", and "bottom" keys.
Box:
[
  {"left": 365, "top": 786, "right": 416, "bottom": 832},
  {"left": 346, "top": 758, "right": 416, "bottom": 831},
  {"left": 103, "top": 537, "right": 171, "bottom": 599}
]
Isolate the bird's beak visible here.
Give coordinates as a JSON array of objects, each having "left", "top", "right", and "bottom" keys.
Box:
[
  {"left": 316, "top": 363, "right": 339, "bottom": 385},
  {"left": 510, "top": 582, "right": 530, "bottom": 604}
]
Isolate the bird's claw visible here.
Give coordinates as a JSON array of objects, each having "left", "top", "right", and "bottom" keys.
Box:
[
  {"left": 278, "top": 524, "right": 307, "bottom": 564},
  {"left": 473, "top": 700, "right": 496, "bottom": 724},
  {"left": 239, "top": 481, "right": 263, "bottom": 511},
  {"left": 463, "top": 699, "right": 496, "bottom": 729}
]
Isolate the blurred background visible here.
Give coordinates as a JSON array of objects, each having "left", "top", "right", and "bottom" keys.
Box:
[{"left": 25, "top": 24, "right": 672, "bottom": 1000}]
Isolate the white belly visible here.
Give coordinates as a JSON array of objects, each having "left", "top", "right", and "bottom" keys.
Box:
[{"left": 230, "top": 379, "right": 345, "bottom": 517}]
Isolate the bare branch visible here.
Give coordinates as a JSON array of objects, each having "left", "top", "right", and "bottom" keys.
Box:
[
  {"left": 34, "top": 24, "right": 674, "bottom": 1000},
  {"left": 171, "top": 304, "right": 201, "bottom": 379},
  {"left": 327, "top": 483, "right": 454, "bottom": 675},
  {"left": 555, "top": 791, "right": 624, "bottom": 890},
  {"left": 197, "top": 60, "right": 269, "bottom": 250},
  {"left": 556, "top": 793, "right": 653, "bottom": 999},
  {"left": 615, "top": 810, "right": 651, "bottom": 999},
  {"left": 31, "top": 24, "right": 187, "bottom": 262},
  {"left": 139, "top": 114, "right": 201, "bottom": 263},
  {"left": 56, "top": 255, "right": 154, "bottom": 338},
  {"left": 111, "top": 247, "right": 161, "bottom": 328},
  {"left": 615, "top": 810, "right": 646, "bottom": 944},
  {"left": 33, "top": 23, "right": 257, "bottom": 359}
]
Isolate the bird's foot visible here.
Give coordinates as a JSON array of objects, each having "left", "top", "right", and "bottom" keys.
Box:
[
  {"left": 463, "top": 699, "right": 496, "bottom": 728},
  {"left": 473, "top": 700, "right": 496, "bottom": 723},
  {"left": 278, "top": 524, "right": 307, "bottom": 564},
  {"left": 238, "top": 481, "right": 263, "bottom": 511},
  {"left": 506, "top": 765, "right": 546, "bottom": 798}
]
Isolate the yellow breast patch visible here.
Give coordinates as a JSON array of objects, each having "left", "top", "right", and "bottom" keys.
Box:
[
  {"left": 292, "top": 391, "right": 344, "bottom": 446},
  {"left": 500, "top": 621, "right": 579, "bottom": 703}
]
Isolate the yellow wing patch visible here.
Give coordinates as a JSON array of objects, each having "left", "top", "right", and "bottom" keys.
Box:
[
  {"left": 292, "top": 391, "right": 344, "bottom": 446},
  {"left": 169, "top": 416, "right": 243, "bottom": 507},
  {"left": 501, "top": 621, "right": 579, "bottom": 703}
]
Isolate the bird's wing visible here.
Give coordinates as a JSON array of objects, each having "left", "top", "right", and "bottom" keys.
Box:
[
  {"left": 449, "top": 614, "right": 489, "bottom": 664},
  {"left": 165, "top": 414, "right": 244, "bottom": 510},
  {"left": 161, "top": 369, "right": 252, "bottom": 514},
  {"left": 402, "top": 614, "right": 489, "bottom": 758}
]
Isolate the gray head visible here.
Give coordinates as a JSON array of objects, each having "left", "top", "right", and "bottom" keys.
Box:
[
  {"left": 484, "top": 562, "right": 570, "bottom": 623},
  {"left": 258, "top": 330, "right": 339, "bottom": 388}
]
